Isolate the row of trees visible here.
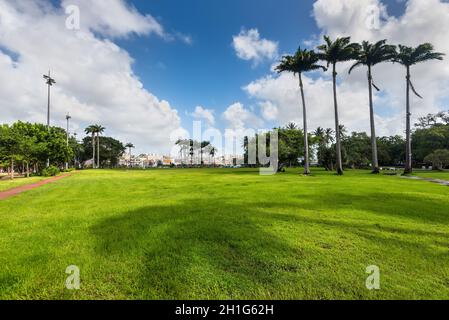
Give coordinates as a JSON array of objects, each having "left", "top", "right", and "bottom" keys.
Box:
[
  {"left": 245, "top": 112, "right": 449, "bottom": 171},
  {"left": 0, "top": 121, "right": 128, "bottom": 179},
  {"left": 276, "top": 36, "right": 444, "bottom": 175},
  {"left": 0, "top": 122, "right": 73, "bottom": 178},
  {"left": 175, "top": 139, "right": 218, "bottom": 166}
]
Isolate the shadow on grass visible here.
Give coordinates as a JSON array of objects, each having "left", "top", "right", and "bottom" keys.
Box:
[
  {"left": 90, "top": 200, "right": 308, "bottom": 299},
  {"left": 90, "top": 186, "right": 449, "bottom": 298}
]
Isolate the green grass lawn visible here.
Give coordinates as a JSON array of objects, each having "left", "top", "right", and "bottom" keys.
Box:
[
  {"left": 0, "top": 176, "right": 46, "bottom": 192},
  {"left": 0, "top": 168, "right": 448, "bottom": 300},
  {"left": 413, "top": 169, "right": 449, "bottom": 180}
]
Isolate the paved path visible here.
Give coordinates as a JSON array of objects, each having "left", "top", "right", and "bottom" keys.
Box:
[
  {"left": 0, "top": 174, "right": 71, "bottom": 200},
  {"left": 401, "top": 175, "right": 449, "bottom": 187}
]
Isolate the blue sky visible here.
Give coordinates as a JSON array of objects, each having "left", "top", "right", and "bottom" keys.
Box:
[
  {"left": 115, "top": 0, "right": 406, "bottom": 133},
  {"left": 2, "top": 0, "right": 447, "bottom": 154}
]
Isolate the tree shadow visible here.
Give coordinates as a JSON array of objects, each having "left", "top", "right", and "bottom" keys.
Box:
[
  {"left": 90, "top": 200, "right": 309, "bottom": 299},
  {"left": 89, "top": 183, "right": 449, "bottom": 299}
]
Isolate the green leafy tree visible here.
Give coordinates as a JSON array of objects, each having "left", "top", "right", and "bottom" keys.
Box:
[{"left": 424, "top": 149, "right": 449, "bottom": 170}]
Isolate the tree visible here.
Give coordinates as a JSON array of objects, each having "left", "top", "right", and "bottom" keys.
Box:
[
  {"left": 393, "top": 43, "right": 444, "bottom": 174},
  {"left": 85, "top": 125, "right": 97, "bottom": 168},
  {"left": 0, "top": 125, "right": 20, "bottom": 179},
  {"left": 342, "top": 132, "right": 371, "bottom": 169},
  {"left": 209, "top": 147, "right": 217, "bottom": 167},
  {"left": 18, "top": 134, "right": 38, "bottom": 178},
  {"left": 189, "top": 140, "right": 195, "bottom": 166},
  {"left": 276, "top": 48, "right": 327, "bottom": 175},
  {"left": 244, "top": 125, "right": 305, "bottom": 171},
  {"left": 317, "top": 36, "right": 359, "bottom": 175},
  {"left": 93, "top": 125, "right": 106, "bottom": 169},
  {"left": 424, "top": 150, "right": 449, "bottom": 171},
  {"left": 200, "top": 141, "right": 211, "bottom": 166},
  {"left": 125, "top": 143, "right": 135, "bottom": 168},
  {"left": 79, "top": 136, "right": 125, "bottom": 168},
  {"left": 0, "top": 122, "right": 72, "bottom": 177},
  {"left": 349, "top": 40, "right": 396, "bottom": 173},
  {"left": 377, "top": 135, "right": 405, "bottom": 167},
  {"left": 413, "top": 126, "right": 449, "bottom": 163},
  {"left": 176, "top": 139, "right": 190, "bottom": 165}
]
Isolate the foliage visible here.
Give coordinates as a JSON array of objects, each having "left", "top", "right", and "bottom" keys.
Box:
[
  {"left": 244, "top": 125, "right": 305, "bottom": 169},
  {"left": 41, "top": 165, "right": 60, "bottom": 177},
  {"left": 424, "top": 149, "right": 449, "bottom": 170},
  {"left": 0, "top": 122, "right": 72, "bottom": 176},
  {"left": 393, "top": 43, "right": 445, "bottom": 67},
  {"left": 79, "top": 136, "right": 126, "bottom": 168},
  {"left": 317, "top": 36, "right": 360, "bottom": 67},
  {"left": 276, "top": 47, "right": 326, "bottom": 75},
  {"left": 348, "top": 40, "right": 396, "bottom": 72}
]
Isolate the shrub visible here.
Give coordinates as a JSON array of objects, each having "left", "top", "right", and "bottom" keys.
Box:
[{"left": 41, "top": 165, "right": 60, "bottom": 177}]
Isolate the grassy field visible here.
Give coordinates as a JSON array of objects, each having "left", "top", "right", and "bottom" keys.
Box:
[
  {"left": 0, "top": 168, "right": 448, "bottom": 300},
  {"left": 413, "top": 169, "right": 449, "bottom": 180},
  {"left": 0, "top": 176, "right": 46, "bottom": 192}
]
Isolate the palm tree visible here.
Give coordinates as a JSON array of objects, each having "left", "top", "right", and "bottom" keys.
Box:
[
  {"left": 393, "top": 43, "right": 444, "bottom": 174},
  {"left": 125, "top": 143, "right": 135, "bottom": 168},
  {"left": 189, "top": 140, "right": 194, "bottom": 166},
  {"left": 317, "top": 36, "right": 359, "bottom": 175},
  {"left": 85, "top": 125, "right": 97, "bottom": 168},
  {"left": 92, "top": 125, "right": 105, "bottom": 169},
  {"left": 349, "top": 40, "right": 396, "bottom": 174},
  {"left": 175, "top": 139, "right": 188, "bottom": 165},
  {"left": 200, "top": 141, "right": 210, "bottom": 166},
  {"left": 276, "top": 47, "right": 327, "bottom": 175},
  {"left": 286, "top": 122, "right": 298, "bottom": 130},
  {"left": 209, "top": 147, "right": 217, "bottom": 167}
]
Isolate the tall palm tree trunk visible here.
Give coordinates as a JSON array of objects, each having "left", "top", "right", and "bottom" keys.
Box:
[
  {"left": 97, "top": 133, "right": 100, "bottom": 169},
  {"left": 332, "top": 64, "right": 344, "bottom": 175},
  {"left": 404, "top": 66, "right": 412, "bottom": 174},
  {"left": 92, "top": 134, "right": 96, "bottom": 169},
  {"left": 299, "top": 73, "right": 310, "bottom": 175},
  {"left": 368, "top": 66, "right": 379, "bottom": 173}
]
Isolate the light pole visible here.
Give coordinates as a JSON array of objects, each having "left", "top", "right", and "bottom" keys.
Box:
[
  {"left": 65, "top": 113, "right": 72, "bottom": 170},
  {"left": 43, "top": 71, "right": 56, "bottom": 167}
]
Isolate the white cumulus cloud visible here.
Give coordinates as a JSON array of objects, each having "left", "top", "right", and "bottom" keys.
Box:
[
  {"left": 0, "top": 0, "right": 184, "bottom": 153},
  {"left": 223, "top": 102, "right": 263, "bottom": 130},
  {"left": 244, "top": 0, "right": 449, "bottom": 137},
  {"left": 232, "top": 28, "right": 278, "bottom": 65},
  {"left": 191, "top": 106, "right": 215, "bottom": 126}
]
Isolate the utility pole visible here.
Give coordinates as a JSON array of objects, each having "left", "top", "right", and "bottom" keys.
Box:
[
  {"left": 43, "top": 71, "right": 56, "bottom": 167},
  {"left": 65, "top": 113, "right": 72, "bottom": 170}
]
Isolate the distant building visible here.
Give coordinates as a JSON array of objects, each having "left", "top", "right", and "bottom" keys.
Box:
[{"left": 119, "top": 153, "right": 175, "bottom": 168}]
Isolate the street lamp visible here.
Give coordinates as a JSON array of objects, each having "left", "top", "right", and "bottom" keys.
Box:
[
  {"left": 43, "top": 71, "right": 56, "bottom": 128},
  {"left": 43, "top": 71, "right": 56, "bottom": 168},
  {"left": 65, "top": 113, "right": 72, "bottom": 170}
]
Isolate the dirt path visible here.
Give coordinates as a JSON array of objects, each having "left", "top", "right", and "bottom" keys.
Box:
[{"left": 0, "top": 174, "right": 72, "bottom": 200}]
